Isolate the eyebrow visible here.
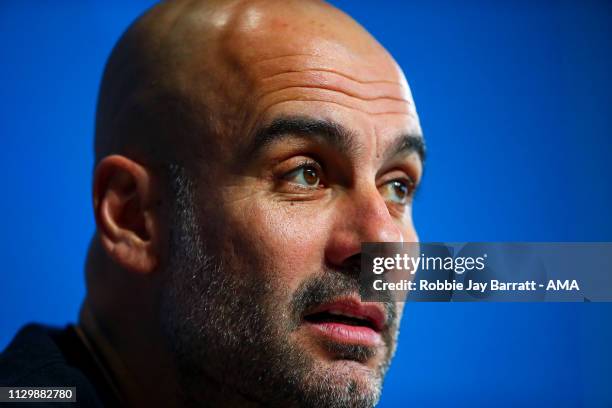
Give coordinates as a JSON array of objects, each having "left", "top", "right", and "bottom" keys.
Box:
[
  {"left": 384, "top": 132, "right": 426, "bottom": 163},
  {"left": 248, "top": 115, "right": 357, "bottom": 157},
  {"left": 247, "top": 115, "right": 425, "bottom": 163}
]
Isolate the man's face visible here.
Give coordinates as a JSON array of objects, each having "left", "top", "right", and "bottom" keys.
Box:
[{"left": 159, "top": 3, "right": 423, "bottom": 407}]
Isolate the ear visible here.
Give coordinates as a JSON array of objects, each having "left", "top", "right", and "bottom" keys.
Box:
[{"left": 93, "top": 155, "right": 160, "bottom": 274}]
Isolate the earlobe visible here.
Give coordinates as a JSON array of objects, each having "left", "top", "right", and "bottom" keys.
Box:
[{"left": 93, "top": 155, "right": 159, "bottom": 274}]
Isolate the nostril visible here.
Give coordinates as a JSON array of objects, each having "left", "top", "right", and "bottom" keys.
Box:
[{"left": 340, "top": 253, "right": 361, "bottom": 278}]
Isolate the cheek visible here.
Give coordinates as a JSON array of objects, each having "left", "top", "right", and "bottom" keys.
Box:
[{"left": 225, "top": 198, "right": 332, "bottom": 292}]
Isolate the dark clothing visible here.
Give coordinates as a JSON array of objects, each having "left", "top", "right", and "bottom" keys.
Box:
[{"left": 0, "top": 324, "right": 122, "bottom": 407}]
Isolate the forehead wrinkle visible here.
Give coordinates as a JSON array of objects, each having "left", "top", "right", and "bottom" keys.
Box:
[
  {"left": 255, "top": 88, "right": 413, "bottom": 116},
  {"left": 243, "top": 53, "right": 416, "bottom": 124},
  {"left": 259, "top": 83, "right": 409, "bottom": 105},
  {"left": 251, "top": 54, "right": 403, "bottom": 85},
  {"left": 258, "top": 71, "right": 410, "bottom": 103},
  {"left": 253, "top": 57, "right": 403, "bottom": 86}
]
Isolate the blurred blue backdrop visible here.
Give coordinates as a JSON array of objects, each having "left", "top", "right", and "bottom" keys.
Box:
[{"left": 1, "top": 1, "right": 611, "bottom": 407}]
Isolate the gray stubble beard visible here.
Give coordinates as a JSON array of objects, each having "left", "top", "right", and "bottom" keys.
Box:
[{"left": 159, "top": 164, "right": 392, "bottom": 408}]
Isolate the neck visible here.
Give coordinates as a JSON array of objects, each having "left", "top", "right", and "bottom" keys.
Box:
[
  {"left": 79, "top": 300, "right": 181, "bottom": 407},
  {"left": 82, "top": 238, "right": 264, "bottom": 407},
  {"left": 79, "top": 301, "right": 266, "bottom": 407}
]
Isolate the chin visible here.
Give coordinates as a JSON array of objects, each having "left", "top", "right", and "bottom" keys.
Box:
[
  {"left": 328, "top": 358, "right": 383, "bottom": 383},
  {"left": 305, "top": 358, "right": 383, "bottom": 408},
  {"left": 287, "top": 332, "right": 386, "bottom": 407}
]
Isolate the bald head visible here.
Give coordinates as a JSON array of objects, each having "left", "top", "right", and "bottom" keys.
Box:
[{"left": 94, "top": 0, "right": 414, "bottom": 167}]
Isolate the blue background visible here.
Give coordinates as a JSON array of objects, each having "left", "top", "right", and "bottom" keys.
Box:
[{"left": 1, "top": 1, "right": 611, "bottom": 407}]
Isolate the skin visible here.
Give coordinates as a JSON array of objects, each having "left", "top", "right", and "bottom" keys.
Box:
[{"left": 81, "top": 0, "right": 424, "bottom": 407}]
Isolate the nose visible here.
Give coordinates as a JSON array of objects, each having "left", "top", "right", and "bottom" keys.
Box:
[{"left": 325, "top": 187, "right": 411, "bottom": 268}]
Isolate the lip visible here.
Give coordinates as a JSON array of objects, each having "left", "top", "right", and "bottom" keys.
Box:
[{"left": 302, "top": 296, "right": 387, "bottom": 347}]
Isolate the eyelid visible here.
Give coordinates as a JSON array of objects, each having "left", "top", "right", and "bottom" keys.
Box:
[
  {"left": 377, "top": 170, "right": 416, "bottom": 189},
  {"left": 384, "top": 178, "right": 415, "bottom": 197},
  {"left": 378, "top": 173, "right": 418, "bottom": 207},
  {"left": 275, "top": 157, "right": 328, "bottom": 193},
  {"left": 282, "top": 159, "right": 323, "bottom": 178}
]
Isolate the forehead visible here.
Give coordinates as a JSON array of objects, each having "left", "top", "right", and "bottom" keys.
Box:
[
  {"left": 177, "top": 1, "right": 422, "bottom": 157},
  {"left": 231, "top": 4, "right": 419, "bottom": 142},
  {"left": 251, "top": 68, "right": 419, "bottom": 162},
  {"left": 224, "top": 3, "right": 412, "bottom": 93}
]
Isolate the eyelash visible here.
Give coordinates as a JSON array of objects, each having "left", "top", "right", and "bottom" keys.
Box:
[{"left": 294, "top": 159, "right": 322, "bottom": 172}]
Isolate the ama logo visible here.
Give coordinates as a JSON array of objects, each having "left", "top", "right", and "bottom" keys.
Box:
[{"left": 546, "top": 280, "right": 580, "bottom": 291}]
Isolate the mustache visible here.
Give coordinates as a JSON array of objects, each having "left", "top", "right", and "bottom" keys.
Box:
[{"left": 289, "top": 270, "right": 397, "bottom": 331}]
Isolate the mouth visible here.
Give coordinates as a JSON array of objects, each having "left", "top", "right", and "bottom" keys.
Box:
[{"left": 302, "top": 297, "right": 386, "bottom": 348}]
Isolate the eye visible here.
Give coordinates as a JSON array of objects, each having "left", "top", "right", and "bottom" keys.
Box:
[
  {"left": 380, "top": 179, "right": 414, "bottom": 204},
  {"left": 284, "top": 164, "right": 321, "bottom": 188}
]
